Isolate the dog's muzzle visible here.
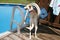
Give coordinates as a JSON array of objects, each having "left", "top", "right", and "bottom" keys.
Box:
[{"left": 24, "top": 7, "right": 28, "bottom": 10}]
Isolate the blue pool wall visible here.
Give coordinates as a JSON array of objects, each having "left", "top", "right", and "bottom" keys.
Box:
[{"left": 0, "top": 4, "right": 30, "bottom": 33}]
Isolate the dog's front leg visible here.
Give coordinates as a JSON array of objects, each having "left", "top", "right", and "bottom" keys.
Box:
[
  {"left": 35, "top": 25, "right": 38, "bottom": 38},
  {"left": 29, "top": 26, "right": 31, "bottom": 39},
  {"left": 34, "top": 17, "right": 38, "bottom": 38}
]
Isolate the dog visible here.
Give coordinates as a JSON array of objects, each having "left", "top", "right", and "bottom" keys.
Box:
[{"left": 24, "top": 4, "right": 38, "bottom": 39}]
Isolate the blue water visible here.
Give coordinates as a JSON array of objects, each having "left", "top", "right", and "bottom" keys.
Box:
[{"left": 0, "top": 4, "right": 29, "bottom": 33}]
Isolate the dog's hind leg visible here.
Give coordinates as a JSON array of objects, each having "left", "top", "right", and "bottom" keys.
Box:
[{"left": 26, "top": 23, "right": 34, "bottom": 30}]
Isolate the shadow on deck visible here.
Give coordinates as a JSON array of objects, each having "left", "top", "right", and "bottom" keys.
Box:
[{"left": 21, "top": 25, "right": 60, "bottom": 36}]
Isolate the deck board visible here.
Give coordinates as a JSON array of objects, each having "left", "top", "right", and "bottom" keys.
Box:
[
  {"left": 9, "top": 34, "right": 22, "bottom": 40},
  {"left": 3, "top": 37, "right": 13, "bottom": 40},
  {"left": 37, "top": 33, "right": 60, "bottom": 40},
  {"left": 0, "top": 32, "right": 60, "bottom": 40},
  {"left": 14, "top": 33, "right": 29, "bottom": 40},
  {"left": 0, "top": 26, "right": 60, "bottom": 40}
]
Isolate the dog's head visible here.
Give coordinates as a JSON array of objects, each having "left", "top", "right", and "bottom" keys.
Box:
[{"left": 24, "top": 4, "right": 33, "bottom": 11}]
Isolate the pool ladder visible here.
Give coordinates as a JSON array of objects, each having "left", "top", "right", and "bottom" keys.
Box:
[{"left": 10, "top": 6, "right": 25, "bottom": 34}]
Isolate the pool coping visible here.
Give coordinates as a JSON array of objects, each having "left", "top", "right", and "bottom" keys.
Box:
[
  {"left": 0, "top": 3, "right": 25, "bottom": 5},
  {"left": 0, "top": 3, "right": 26, "bottom": 7},
  {"left": 0, "top": 31, "right": 11, "bottom": 39}
]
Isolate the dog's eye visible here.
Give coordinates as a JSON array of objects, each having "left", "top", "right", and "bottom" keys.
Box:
[{"left": 29, "top": 6, "right": 31, "bottom": 9}]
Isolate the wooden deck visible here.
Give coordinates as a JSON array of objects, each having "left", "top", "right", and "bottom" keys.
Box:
[
  {"left": 0, "top": 32, "right": 60, "bottom": 40},
  {"left": 0, "top": 25, "right": 60, "bottom": 40}
]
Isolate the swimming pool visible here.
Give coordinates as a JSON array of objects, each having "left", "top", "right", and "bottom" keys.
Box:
[{"left": 0, "top": 3, "right": 29, "bottom": 33}]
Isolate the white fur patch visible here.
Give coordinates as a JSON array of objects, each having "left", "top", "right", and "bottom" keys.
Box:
[{"left": 24, "top": 4, "right": 33, "bottom": 11}]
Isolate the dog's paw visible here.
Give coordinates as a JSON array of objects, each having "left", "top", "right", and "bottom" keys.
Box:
[
  {"left": 35, "top": 36, "right": 43, "bottom": 40},
  {"left": 26, "top": 27, "right": 30, "bottom": 30},
  {"left": 35, "top": 36, "right": 38, "bottom": 38}
]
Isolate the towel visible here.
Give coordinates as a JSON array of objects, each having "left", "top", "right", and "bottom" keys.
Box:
[{"left": 49, "top": 0, "right": 60, "bottom": 16}]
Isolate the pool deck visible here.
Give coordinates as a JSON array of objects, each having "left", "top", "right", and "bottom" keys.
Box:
[
  {"left": 0, "top": 25, "right": 60, "bottom": 40},
  {"left": 0, "top": 32, "right": 60, "bottom": 40}
]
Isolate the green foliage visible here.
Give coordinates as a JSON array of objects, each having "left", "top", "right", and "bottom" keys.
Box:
[
  {"left": 0, "top": 0, "right": 36, "bottom": 4},
  {"left": 27, "top": 0, "right": 36, "bottom": 2}
]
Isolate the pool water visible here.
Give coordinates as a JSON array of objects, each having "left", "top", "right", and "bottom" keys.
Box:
[{"left": 0, "top": 4, "right": 29, "bottom": 33}]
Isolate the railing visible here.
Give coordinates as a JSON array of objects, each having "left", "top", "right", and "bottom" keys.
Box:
[{"left": 10, "top": 6, "right": 25, "bottom": 34}]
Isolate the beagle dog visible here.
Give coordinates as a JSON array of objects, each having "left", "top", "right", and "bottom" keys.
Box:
[{"left": 24, "top": 4, "right": 38, "bottom": 39}]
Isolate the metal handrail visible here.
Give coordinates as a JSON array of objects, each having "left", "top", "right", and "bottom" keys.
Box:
[{"left": 10, "top": 6, "right": 25, "bottom": 34}]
